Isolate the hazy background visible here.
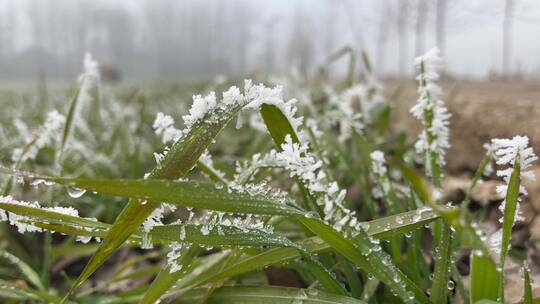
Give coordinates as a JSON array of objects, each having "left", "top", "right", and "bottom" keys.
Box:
[{"left": 1, "top": 0, "right": 539, "bottom": 81}]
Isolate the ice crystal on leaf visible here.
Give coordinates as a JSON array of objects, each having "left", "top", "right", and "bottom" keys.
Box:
[
  {"left": 410, "top": 47, "right": 451, "bottom": 177},
  {"left": 183, "top": 92, "right": 218, "bottom": 129},
  {"left": 491, "top": 136, "right": 537, "bottom": 223},
  {"left": 0, "top": 195, "right": 100, "bottom": 243},
  {"left": 167, "top": 242, "right": 186, "bottom": 273},
  {"left": 142, "top": 203, "right": 177, "bottom": 233}
]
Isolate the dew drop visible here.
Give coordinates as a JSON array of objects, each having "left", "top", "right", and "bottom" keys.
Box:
[
  {"left": 447, "top": 280, "right": 455, "bottom": 290},
  {"left": 67, "top": 186, "right": 86, "bottom": 198}
]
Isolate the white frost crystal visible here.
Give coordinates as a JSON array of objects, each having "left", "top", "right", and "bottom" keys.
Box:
[{"left": 410, "top": 47, "right": 451, "bottom": 176}]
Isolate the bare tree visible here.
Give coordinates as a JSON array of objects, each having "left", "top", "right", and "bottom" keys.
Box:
[
  {"left": 375, "top": 3, "right": 392, "bottom": 74},
  {"left": 435, "top": 0, "right": 447, "bottom": 57},
  {"left": 415, "top": 0, "right": 428, "bottom": 56},
  {"left": 502, "top": 0, "right": 515, "bottom": 77},
  {"left": 397, "top": 1, "right": 410, "bottom": 76}
]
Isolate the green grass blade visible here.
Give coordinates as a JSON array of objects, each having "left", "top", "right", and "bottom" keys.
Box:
[
  {"left": 52, "top": 178, "right": 302, "bottom": 216},
  {"left": 0, "top": 250, "right": 44, "bottom": 291},
  {"left": 297, "top": 217, "right": 428, "bottom": 304},
  {"left": 430, "top": 220, "right": 453, "bottom": 303},
  {"left": 178, "top": 286, "right": 366, "bottom": 304},
  {"left": 0, "top": 278, "right": 65, "bottom": 303},
  {"left": 64, "top": 99, "right": 246, "bottom": 300},
  {"left": 463, "top": 152, "right": 492, "bottom": 210},
  {"left": 143, "top": 229, "right": 346, "bottom": 301},
  {"left": 142, "top": 230, "right": 345, "bottom": 301},
  {"left": 470, "top": 252, "right": 500, "bottom": 303},
  {"left": 524, "top": 263, "right": 534, "bottom": 304},
  {"left": 259, "top": 103, "right": 300, "bottom": 145},
  {"left": 498, "top": 157, "right": 521, "bottom": 303},
  {"left": 199, "top": 207, "right": 444, "bottom": 289},
  {"left": 397, "top": 161, "right": 490, "bottom": 256},
  {"left": 0, "top": 167, "right": 301, "bottom": 216},
  {"left": 140, "top": 246, "right": 202, "bottom": 304},
  {"left": 162, "top": 251, "right": 232, "bottom": 300},
  {"left": 303, "top": 258, "right": 348, "bottom": 296},
  {"left": 59, "top": 83, "right": 82, "bottom": 156}
]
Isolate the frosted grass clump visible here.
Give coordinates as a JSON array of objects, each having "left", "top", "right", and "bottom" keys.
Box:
[
  {"left": 370, "top": 150, "right": 387, "bottom": 177},
  {"left": 77, "top": 53, "right": 100, "bottom": 108},
  {"left": 342, "top": 80, "right": 385, "bottom": 123},
  {"left": 151, "top": 80, "right": 290, "bottom": 167},
  {"left": 410, "top": 47, "right": 451, "bottom": 177},
  {"left": 11, "top": 110, "right": 66, "bottom": 162},
  {"left": 276, "top": 135, "right": 357, "bottom": 232},
  {"left": 370, "top": 150, "right": 392, "bottom": 200},
  {"left": 491, "top": 136, "right": 537, "bottom": 223},
  {"left": 328, "top": 89, "right": 364, "bottom": 142},
  {"left": 483, "top": 142, "right": 495, "bottom": 176}
]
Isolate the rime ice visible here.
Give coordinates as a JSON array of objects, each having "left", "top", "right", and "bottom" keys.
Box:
[
  {"left": 491, "top": 136, "right": 537, "bottom": 224},
  {"left": 410, "top": 47, "right": 451, "bottom": 177}
]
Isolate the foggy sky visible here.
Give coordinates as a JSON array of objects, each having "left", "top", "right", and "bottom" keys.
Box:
[{"left": 0, "top": 0, "right": 539, "bottom": 80}]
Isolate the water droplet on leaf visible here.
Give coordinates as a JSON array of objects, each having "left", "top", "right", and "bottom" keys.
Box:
[{"left": 67, "top": 186, "right": 86, "bottom": 198}]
